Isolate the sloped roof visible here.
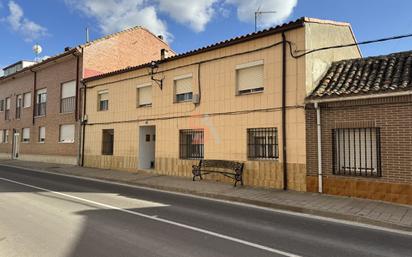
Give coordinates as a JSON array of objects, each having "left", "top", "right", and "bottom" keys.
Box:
[{"left": 309, "top": 51, "right": 412, "bottom": 99}]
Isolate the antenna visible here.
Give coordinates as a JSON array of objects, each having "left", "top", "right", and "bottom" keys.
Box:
[
  {"left": 255, "top": 11, "right": 277, "bottom": 32},
  {"left": 32, "top": 44, "right": 43, "bottom": 62},
  {"left": 86, "top": 27, "right": 90, "bottom": 43}
]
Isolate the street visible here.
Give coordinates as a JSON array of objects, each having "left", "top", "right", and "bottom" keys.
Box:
[{"left": 0, "top": 165, "right": 411, "bottom": 257}]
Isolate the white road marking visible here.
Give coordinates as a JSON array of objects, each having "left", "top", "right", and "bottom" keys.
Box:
[
  {"left": 1, "top": 163, "right": 412, "bottom": 236},
  {"left": 0, "top": 177, "right": 301, "bottom": 257}
]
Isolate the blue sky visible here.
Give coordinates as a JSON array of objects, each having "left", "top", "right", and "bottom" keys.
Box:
[{"left": 1, "top": 0, "right": 412, "bottom": 71}]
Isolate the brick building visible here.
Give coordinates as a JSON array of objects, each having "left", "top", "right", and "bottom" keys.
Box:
[
  {"left": 306, "top": 51, "right": 412, "bottom": 204},
  {"left": 82, "top": 17, "right": 360, "bottom": 190},
  {"left": 0, "top": 27, "right": 173, "bottom": 164}
]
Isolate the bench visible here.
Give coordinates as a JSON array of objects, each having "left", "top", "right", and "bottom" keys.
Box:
[{"left": 192, "top": 160, "right": 244, "bottom": 187}]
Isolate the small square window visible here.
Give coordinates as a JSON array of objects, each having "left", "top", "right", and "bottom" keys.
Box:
[
  {"left": 98, "top": 91, "right": 109, "bottom": 111},
  {"left": 59, "top": 124, "right": 75, "bottom": 143},
  {"left": 179, "top": 129, "right": 204, "bottom": 159},
  {"left": 236, "top": 61, "right": 264, "bottom": 95},
  {"left": 174, "top": 76, "right": 193, "bottom": 103},
  {"left": 247, "top": 128, "right": 278, "bottom": 159}
]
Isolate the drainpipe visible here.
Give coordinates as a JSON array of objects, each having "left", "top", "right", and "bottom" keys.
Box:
[
  {"left": 281, "top": 32, "right": 288, "bottom": 190},
  {"left": 31, "top": 69, "right": 37, "bottom": 125},
  {"left": 314, "top": 102, "right": 323, "bottom": 193},
  {"left": 80, "top": 82, "right": 87, "bottom": 167}
]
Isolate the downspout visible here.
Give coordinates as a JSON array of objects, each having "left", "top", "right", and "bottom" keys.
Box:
[
  {"left": 281, "top": 32, "right": 288, "bottom": 190},
  {"left": 31, "top": 69, "right": 37, "bottom": 125},
  {"left": 74, "top": 52, "right": 81, "bottom": 165},
  {"left": 81, "top": 82, "right": 87, "bottom": 167},
  {"left": 314, "top": 102, "right": 323, "bottom": 193}
]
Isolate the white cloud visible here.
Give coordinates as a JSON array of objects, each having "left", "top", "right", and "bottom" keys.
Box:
[
  {"left": 65, "top": 0, "right": 172, "bottom": 41},
  {"left": 225, "top": 0, "right": 298, "bottom": 28},
  {"left": 156, "top": 0, "right": 217, "bottom": 32},
  {"left": 64, "top": 0, "right": 297, "bottom": 41},
  {"left": 4, "top": 1, "right": 48, "bottom": 41}
]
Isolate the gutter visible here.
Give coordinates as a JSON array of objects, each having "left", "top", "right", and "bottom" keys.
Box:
[
  {"left": 314, "top": 102, "right": 323, "bottom": 193},
  {"left": 282, "top": 32, "right": 288, "bottom": 190}
]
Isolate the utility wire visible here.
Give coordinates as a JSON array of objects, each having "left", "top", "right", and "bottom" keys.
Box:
[{"left": 287, "top": 33, "right": 412, "bottom": 58}]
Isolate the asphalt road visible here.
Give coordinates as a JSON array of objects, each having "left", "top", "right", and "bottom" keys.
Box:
[{"left": 0, "top": 165, "right": 411, "bottom": 257}]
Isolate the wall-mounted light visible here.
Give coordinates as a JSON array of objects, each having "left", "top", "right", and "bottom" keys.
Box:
[{"left": 150, "top": 61, "right": 164, "bottom": 90}]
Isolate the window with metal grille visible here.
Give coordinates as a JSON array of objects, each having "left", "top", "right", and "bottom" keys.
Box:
[
  {"left": 247, "top": 128, "right": 278, "bottom": 159},
  {"left": 102, "top": 129, "right": 114, "bottom": 155},
  {"left": 61, "top": 81, "right": 76, "bottom": 113},
  {"left": 98, "top": 91, "right": 109, "bottom": 111},
  {"left": 332, "top": 128, "right": 381, "bottom": 177},
  {"left": 179, "top": 129, "right": 204, "bottom": 159}
]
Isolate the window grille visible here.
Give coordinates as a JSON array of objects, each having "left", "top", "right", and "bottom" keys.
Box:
[
  {"left": 247, "top": 128, "right": 278, "bottom": 159},
  {"left": 179, "top": 129, "right": 204, "bottom": 159}
]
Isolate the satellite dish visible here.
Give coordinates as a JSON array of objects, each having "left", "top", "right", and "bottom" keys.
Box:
[{"left": 33, "top": 44, "right": 43, "bottom": 55}]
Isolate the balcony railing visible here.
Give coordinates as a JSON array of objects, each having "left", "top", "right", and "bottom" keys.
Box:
[
  {"left": 60, "top": 96, "right": 75, "bottom": 113},
  {"left": 35, "top": 102, "right": 46, "bottom": 116},
  {"left": 16, "top": 107, "right": 21, "bottom": 119},
  {"left": 5, "top": 110, "right": 10, "bottom": 120}
]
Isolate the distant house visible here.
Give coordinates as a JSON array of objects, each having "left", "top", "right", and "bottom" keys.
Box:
[
  {"left": 81, "top": 17, "right": 361, "bottom": 191},
  {"left": 306, "top": 51, "right": 412, "bottom": 204},
  {"left": 0, "top": 26, "right": 173, "bottom": 164}
]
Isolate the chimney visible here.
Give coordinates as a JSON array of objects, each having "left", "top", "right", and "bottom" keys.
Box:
[
  {"left": 160, "top": 49, "right": 168, "bottom": 60},
  {"left": 64, "top": 47, "right": 71, "bottom": 52},
  {"left": 158, "top": 35, "right": 164, "bottom": 40}
]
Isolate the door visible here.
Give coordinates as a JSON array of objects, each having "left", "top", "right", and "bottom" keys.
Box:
[
  {"left": 12, "top": 132, "right": 20, "bottom": 159},
  {"left": 138, "top": 126, "right": 156, "bottom": 169}
]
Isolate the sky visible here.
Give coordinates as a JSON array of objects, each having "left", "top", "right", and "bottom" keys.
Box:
[{"left": 1, "top": 0, "right": 412, "bottom": 73}]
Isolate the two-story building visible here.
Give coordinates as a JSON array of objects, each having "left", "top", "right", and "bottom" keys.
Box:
[
  {"left": 0, "top": 26, "right": 173, "bottom": 165},
  {"left": 82, "top": 17, "right": 361, "bottom": 191}
]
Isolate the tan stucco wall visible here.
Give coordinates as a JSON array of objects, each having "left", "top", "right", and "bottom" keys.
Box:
[{"left": 83, "top": 20, "right": 359, "bottom": 191}]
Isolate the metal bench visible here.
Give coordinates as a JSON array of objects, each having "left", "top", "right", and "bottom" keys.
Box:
[{"left": 192, "top": 160, "right": 244, "bottom": 187}]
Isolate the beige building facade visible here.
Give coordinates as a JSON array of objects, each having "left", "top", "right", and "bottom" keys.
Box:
[{"left": 83, "top": 18, "right": 361, "bottom": 191}]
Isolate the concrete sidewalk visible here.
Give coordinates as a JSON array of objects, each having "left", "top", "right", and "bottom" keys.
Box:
[{"left": 1, "top": 159, "right": 411, "bottom": 232}]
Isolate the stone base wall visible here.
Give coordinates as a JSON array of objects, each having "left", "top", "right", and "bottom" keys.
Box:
[
  {"left": 307, "top": 175, "right": 412, "bottom": 205},
  {"left": 16, "top": 154, "right": 77, "bottom": 165},
  {"left": 84, "top": 155, "right": 137, "bottom": 171}
]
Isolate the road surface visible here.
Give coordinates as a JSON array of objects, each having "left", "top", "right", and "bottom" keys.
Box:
[{"left": 0, "top": 165, "right": 411, "bottom": 257}]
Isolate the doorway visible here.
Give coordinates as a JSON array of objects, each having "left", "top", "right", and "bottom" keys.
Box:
[
  {"left": 12, "top": 131, "right": 20, "bottom": 159},
  {"left": 139, "top": 126, "right": 156, "bottom": 170}
]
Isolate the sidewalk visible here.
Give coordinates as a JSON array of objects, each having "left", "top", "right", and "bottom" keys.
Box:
[{"left": 1, "top": 159, "right": 412, "bottom": 232}]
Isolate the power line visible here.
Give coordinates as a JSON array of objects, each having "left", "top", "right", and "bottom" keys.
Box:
[{"left": 287, "top": 32, "right": 412, "bottom": 58}]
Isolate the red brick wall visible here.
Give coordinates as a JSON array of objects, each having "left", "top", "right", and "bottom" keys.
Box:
[
  {"left": 83, "top": 27, "right": 173, "bottom": 78},
  {"left": 306, "top": 95, "right": 412, "bottom": 204}
]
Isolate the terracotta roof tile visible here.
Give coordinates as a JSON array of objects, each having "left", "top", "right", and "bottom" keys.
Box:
[{"left": 309, "top": 50, "right": 412, "bottom": 99}]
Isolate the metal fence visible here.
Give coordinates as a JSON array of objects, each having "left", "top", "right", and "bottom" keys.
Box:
[
  {"left": 60, "top": 96, "right": 75, "bottom": 113},
  {"left": 332, "top": 128, "right": 381, "bottom": 177}
]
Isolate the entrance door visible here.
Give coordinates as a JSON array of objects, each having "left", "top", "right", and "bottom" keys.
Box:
[
  {"left": 139, "top": 126, "right": 156, "bottom": 169},
  {"left": 12, "top": 132, "right": 20, "bottom": 159}
]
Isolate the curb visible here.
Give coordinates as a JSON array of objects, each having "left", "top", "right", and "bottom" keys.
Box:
[{"left": 1, "top": 162, "right": 411, "bottom": 233}]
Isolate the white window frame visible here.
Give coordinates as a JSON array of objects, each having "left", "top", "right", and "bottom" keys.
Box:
[
  {"left": 174, "top": 74, "right": 193, "bottom": 103},
  {"left": 137, "top": 83, "right": 153, "bottom": 107},
  {"left": 59, "top": 124, "right": 75, "bottom": 143},
  {"left": 22, "top": 128, "right": 30, "bottom": 143},
  {"left": 39, "top": 126, "right": 46, "bottom": 143},
  {"left": 235, "top": 60, "right": 264, "bottom": 95},
  {"left": 23, "top": 92, "right": 32, "bottom": 108}
]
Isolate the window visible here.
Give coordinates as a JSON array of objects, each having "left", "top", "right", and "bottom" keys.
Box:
[
  {"left": 137, "top": 84, "right": 152, "bottom": 107},
  {"left": 5, "top": 97, "right": 10, "bottom": 120},
  {"left": 35, "top": 88, "right": 47, "bottom": 116},
  {"left": 23, "top": 92, "right": 31, "bottom": 108},
  {"left": 0, "top": 99, "right": 4, "bottom": 112},
  {"left": 16, "top": 94, "right": 22, "bottom": 119},
  {"left": 1, "top": 130, "right": 8, "bottom": 143},
  {"left": 39, "top": 126, "right": 46, "bottom": 143},
  {"left": 333, "top": 128, "right": 381, "bottom": 177},
  {"left": 98, "top": 91, "right": 109, "bottom": 111},
  {"left": 174, "top": 75, "right": 193, "bottom": 102},
  {"left": 59, "top": 124, "right": 75, "bottom": 143},
  {"left": 4, "top": 130, "right": 8, "bottom": 143},
  {"left": 61, "top": 81, "right": 76, "bottom": 113},
  {"left": 102, "top": 129, "right": 114, "bottom": 155},
  {"left": 22, "top": 128, "right": 30, "bottom": 143},
  {"left": 179, "top": 129, "right": 204, "bottom": 159},
  {"left": 247, "top": 128, "right": 278, "bottom": 159},
  {"left": 236, "top": 60, "right": 264, "bottom": 95}
]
